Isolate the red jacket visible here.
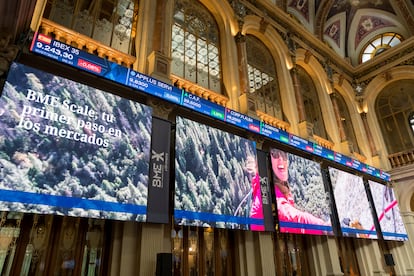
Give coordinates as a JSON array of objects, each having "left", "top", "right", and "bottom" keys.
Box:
[
  {"left": 250, "top": 173, "right": 264, "bottom": 231},
  {"left": 275, "top": 185, "right": 327, "bottom": 234}
]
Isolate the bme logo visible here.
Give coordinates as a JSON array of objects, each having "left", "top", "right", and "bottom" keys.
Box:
[
  {"left": 151, "top": 151, "right": 165, "bottom": 188},
  {"left": 152, "top": 150, "right": 164, "bottom": 162}
]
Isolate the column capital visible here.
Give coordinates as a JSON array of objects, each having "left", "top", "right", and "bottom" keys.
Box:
[
  {"left": 235, "top": 31, "right": 246, "bottom": 43},
  {"left": 360, "top": 111, "right": 367, "bottom": 119}
]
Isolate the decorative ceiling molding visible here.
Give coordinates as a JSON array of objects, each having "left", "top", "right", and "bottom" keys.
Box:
[
  {"left": 245, "top": 0, "right": 414, "bottom": 82},
  {"left": 393, "top": 0, "right": 414, "bottom": 34},
  {"left": 2, "top": 0, "right": 414, "bottom": 89},
  {"left": 315, "top": 0, "right": 334, "bottom": 39},
  {"left": 288, "top": 0, "right": 311, "bottom": 22},
  {"left": 287, "top": 0, "right": 315, "bottom": 33},
  {"left": 354, "top": 15, "right": 396, "bottom": 48},
  {"left": 348, "top": 8, "right": 410, "bottom": 64},
  {"left": 323, "top": 12, "right": 346, "bottom": 57},
  {"left": 324, "top": 19, "right": 341, "bottom": 47}
]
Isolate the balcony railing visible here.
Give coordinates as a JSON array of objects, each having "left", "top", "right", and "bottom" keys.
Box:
[
  {"left": 39, "top": 19, "right": 229, "bottom": 107},
  {"left": 171, "top": 74, "right": 229, "bottom": 107},
  {"left": 388, "top": 149, "right": 414, "bottom": 168},
  {"left": 256, "top": 110, "right": 290, "bottom": 132},
  {"left": 352, "top": 151, "right": 367, "bottom": 163},
  {"left": 39, "top": 18, "right": 136, "bottom": 67},
  {"left": 313, "top": 134, "right": 334, "bottom": 150}
]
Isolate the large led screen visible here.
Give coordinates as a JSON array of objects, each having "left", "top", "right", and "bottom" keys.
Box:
[
  {"left": 270, "top": 148, "right": 333, "bottom": 235},
  {"left": 368, "top": 180, "right": 408, "bottom": 241},
  {"left": 329, "top": 167, "right": 378, "bottom": 239},
  {"left": 0, "top": 62, "right": 152, "bottom": 221},
  {"left": 174, "top": 116, "right": 266, "bottom": 230}
]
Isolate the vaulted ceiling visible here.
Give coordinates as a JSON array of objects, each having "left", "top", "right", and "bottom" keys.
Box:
[
  {"left": 287, "top": 0, "right": 414, "bottom": 65},
  {"left": 1, "top": 0, "right": 414, "bottom": 67}
]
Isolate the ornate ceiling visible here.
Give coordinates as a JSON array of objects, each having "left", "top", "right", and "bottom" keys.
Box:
[
  {"left": 287, "top": 0, "right": 414, "bottom": 65},
  {"left": 1, "top": 0, "right": 414, "bottom": 67}
]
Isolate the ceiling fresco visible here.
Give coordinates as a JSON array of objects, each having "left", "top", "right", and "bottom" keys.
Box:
[{"left": 287, "top": 0, "right": 414, "bottom": 64}]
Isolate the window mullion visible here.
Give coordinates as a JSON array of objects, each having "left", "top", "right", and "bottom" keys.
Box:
[
  {"left": 195, "top": 37, "right": 199, "bottom": 84},
  {"left": 206, "top": 40, "right": 210, "bottom": 90}
]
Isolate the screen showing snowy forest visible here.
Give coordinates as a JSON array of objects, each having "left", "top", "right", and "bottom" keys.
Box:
[
  {"left": 0, "top": 62, "right": 152, "bottom": 221},
  {"left": 368, "top": 180, "right": 408, "bottom": 241},
  {"left": 270, "top": 148, "right": 333, "bottom": 235},
  {"left": 174, "top": 116, "right": 265, "bottom": 230},
  {"left": 329, "top": 167, "right": 378, "bottom": 239}
]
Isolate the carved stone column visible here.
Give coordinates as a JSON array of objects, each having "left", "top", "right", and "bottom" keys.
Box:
[
  {"left": 331, "top": 92, "right": 355, "bottom": 155},
  {"left": 231, "top": 0, "right": 253, "bottom": 116},
  {"left": 360, "top": 112, "right": 379, "bottom": 157},
  {"left": 235, "top": 32, "right": 256, "bottom": 116},
  {"left": 354, "top": 239, "right": 388, "bottom": 276},
  {"left": 308, "top": 236, "right": 343, "bottom": 276},
  {"left": 291, "top": 66, "right": 314, "bottom": 139},
  {"left": 286, "top": 31, "right": 313, "bottom": 139},
  {"left": 147, "top": 0, "right": 172, "bottom": 84},
  {"left": 328, "top": 79, "right": 347, "bottom": 142},
  {"left": 291, "top": 66, "right": 306, "bottom": 123},
  {"left": 235, "top": 32, "right": 249, "bottom": 96},
  {"left": 285, "top": 32, "right": 315, "bottom": 139},
  {"left": 330, "top": 91, "right": 350, "bottom": 154}
]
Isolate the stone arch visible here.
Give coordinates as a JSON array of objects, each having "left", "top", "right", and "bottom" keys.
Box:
[
  {"left": 295, "top": 49, "right": 339, "bottom": 148},
  {"left": 194, "top": 0, "right": 241, "bottom": 109},
  {"left": 241, "top": 15, "right": 297, "bottom": 131},
  {"left": 333, "top": 77, "right": 370, "bottom": 158},
  {"left": 364, "top": 65, "right": 414, "bottom": 169}
]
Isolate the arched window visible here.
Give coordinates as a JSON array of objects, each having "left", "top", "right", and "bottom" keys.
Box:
[
  {"left": 44, "top": 0, "right": 138, "bottom": 54},
  {"left": 246, "top": 35, "right": 283, "bottom": 120},
  {"left": 335, "top": 91, "right": 360, "bottom": 153},
  {"left": 375, "top": 80, "right": 414, "bottom": 154},
  {"left": 360, "top": 33, "right": 403, "bottom": 64},
  {"left": 171, "top": 0, "right": 222, "bottom": 93},
  {"left": 296, "top": 65, "right": 328, "bottom": 139}
]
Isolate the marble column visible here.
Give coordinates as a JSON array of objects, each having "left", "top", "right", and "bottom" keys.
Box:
[
  {"left": 138, "top": 224, "right": 171, "bottom": 276},
  {"left": 257, "top": 232, "right": 276, "bottom": 275},
  {"left": 330, "top": 92, "right": 347, "bottom": 142},
  {"left": 235, "top": 32, "right": 256, "bottom": 116},
  {"left": 308, "top": 236, "right": 343, "bottom": 276},
  {"left": 354, "top": 239, "right": 387, "bottom": 276},
  {"left": 291, "top": 66, "right": 306, "bottom": 123},
  {"left": 360, "top": 112, "right": 379, "bottom": 157},
  {"left": 147, "top": 0, "right": 172, "bottom": 83}
]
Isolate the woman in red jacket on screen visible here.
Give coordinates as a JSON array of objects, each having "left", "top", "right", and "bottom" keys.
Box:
[
  {"left": 271, "top": 148, "right": 328, "bottom": 235},
  {"left": 245, "top": 155, "right": 265, "bottom": 231}
]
